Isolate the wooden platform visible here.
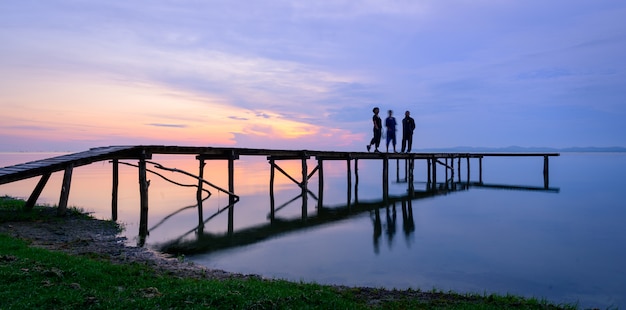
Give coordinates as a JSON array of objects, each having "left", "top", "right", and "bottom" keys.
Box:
[{"left": 0, "top": 145, "right": 559, "bottom": 186}]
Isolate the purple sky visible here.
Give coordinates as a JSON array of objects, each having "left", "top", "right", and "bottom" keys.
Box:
[{"left": 1, "top": 1, "right": 625, "bottom": 151}]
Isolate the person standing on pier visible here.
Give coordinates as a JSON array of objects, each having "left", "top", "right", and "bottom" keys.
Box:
[
  {"left": 401, "top": 110, "right": 416, "bottom": 153},
  {"left": 385, "top": 110, "right": 397, "bottom": 153},
  {"left": 366, "top": 107, "right": 382, "bottom": 152}
]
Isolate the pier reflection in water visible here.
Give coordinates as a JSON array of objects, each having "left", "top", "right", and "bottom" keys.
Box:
[{"left": 151, "top": 155, "right": 557, "bottom": 256}]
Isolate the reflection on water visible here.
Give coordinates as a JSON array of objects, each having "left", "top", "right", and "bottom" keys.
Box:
[{"left": 1, "top": 152, "right": 626, "bottom": 308}]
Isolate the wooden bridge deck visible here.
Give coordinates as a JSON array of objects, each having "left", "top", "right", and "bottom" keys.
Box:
[
  {"left": 0, "top": 146, "right": 143, "bottom": 185},
  {"left": 1, "top": 145, "right": 559, "bottom": 244},
  {"left": 0, "top": 145, "right": 559, "bottom": 186}
]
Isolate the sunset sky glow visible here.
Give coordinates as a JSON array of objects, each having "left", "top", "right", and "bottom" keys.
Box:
[{"left": 1, "top": 1, "right": 625, "bottom": 151}]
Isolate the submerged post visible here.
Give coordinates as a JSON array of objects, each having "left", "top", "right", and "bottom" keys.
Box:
[
  {"left": 112, "top": 159, "right": 119, "bottom": 221},
  {"left": 445, "top": 158, "right": 449, "bottom": 184},
  {"left": 228, "top": 154, "right": 235, "bottom": 234},
  {"left": 457, "top": 157, "right": 461, "bottom": 182},
  {"left": 269, "top": 158, "right": 276, "bottom": 222},
  {"left": 138, "top": 151, "right": 149, "bottom": 244},
  {"left": 301, "top": 155, "right": 308, "bottom": 220},
  {"left": 396, "top": 159, "right": 400, "bottom": 183},
  {"left": 383, "top": 156, "right": 389, "bottom": 202},
  {"left": 57, "top": 164, "right": 74, "bottom": 216},
  {"left": 543, "top": 155, "right": 550, "bottom": 189},
  {"left": 197, "top": 158, "right": 206, "bottom": 230},
  {"left": 466, "top": 157, "right": 470, "bottom": 183},
  {"left": 318, "top": 158, "right": 324, "bottom": 209},
  {"left": 346, "top": 158, "right": 352, "bottom": 207},
  {"left": 432, "top": 157, "right": 437, "bottom": 186},
  {"left": 354, "top": 159, "right": 359, "bottom": 204},
  {"left": 408, "top": 158, "right": 415, "bottom": 196},
  {"left": 479, "top": 157, "right": 483, "bottom": 184}
]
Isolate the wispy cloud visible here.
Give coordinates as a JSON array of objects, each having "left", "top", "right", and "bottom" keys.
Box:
[
  {"left": 146, "top": 123, "right": 187, "bottom": 128},
  {"left": 1, "top": 0, "right": 625, "bottom": 151}
]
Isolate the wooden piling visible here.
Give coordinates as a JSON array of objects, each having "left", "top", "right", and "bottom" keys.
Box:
[
  {"left": 346, "top": 158, "right": 351, "bottom": 207},
  {"left": 543, "top": 155, "right": 550, "bottom": 189},
  {"left": 138, "top": 152, "right": 149, "bottom": 242},
  {"left": 228, "top": 155, "right": 235, "bottom": 234},
  {"left": 479, "top": 157, "right": 483, "bottom": 183},
  {"left": 427, "top": 158, "right": 432, "bottom": 185},
  {"left": 111, "top": 159, "right": 119, "bottom": 221},
  {"left": 383, "top": 156, "right": 389, "bottom": 202},
  {"left": 269, "top": 159, "right": 275, "bottom": 221},
  {"left": 445, "top": 158, "right": 449, "bottom": 184},
  {"left": 432, "top": 158, "right": 437, "bottom": 185},
  {"left": 396, "top": 159, "right": 400, "bottom": 183},
  {"left": 196, "top": 158, "right": 206, "bottom": 230},
  {"left": 457, "top": 158, "right": 461, "bottom": 182},
  {"left": 354, "top": 159, "right": 359, "bottom": 204},
  {"left": 301, "top": 156, "right": 308, "bottom": 220},
  {"left": 466, "top": 157, "right": 470, "bottom": 183},
  {"left": 318, "top": 159, "right": 324, "bottom": 209},
  {"left": 57, "top": 164, "right": 74, "bottom": 216}
]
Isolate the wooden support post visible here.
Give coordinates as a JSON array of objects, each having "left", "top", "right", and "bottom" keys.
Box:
[
  {"left": 457, "top": 158, "right": 461, "bottom": 182},
  {"left": 543, "top": 155, "right": 550, "bottom": 189},
  {"left": 479, "top": 157, "right": 483, "bottom": 184},
  {"left": 408, "top": 158, "right": 415, "bottom": 196},
  {"left": 269, "top": 159, "right": 275, "bottom": 222},
  {"left": 427, "top": 159, "right": 431, "bottom": 185},
  {"left": 404, "top": 159, "right": 409, "bottom": 182},
  {"left": 57, "top": 164, "right": 74, "bottom": 216},
  {"left": 228, "top": 155, "right": 235, "bottom": 234},
  {"left": 445, "top": 158, "right": 449, "bottom": 184},
  {"left": 318, "top": 159, "right": 324, "bottom": 210},
  {"left": 396, "top": 159, "right": 400, "bottom": 183},
  {"left": 196, "top": 158, "right": 206, "bottom": 230},
  {"left": 466, "top": 157, "right": 470, "bottom": 183},
  {"left": 301, "top": 157, "right": 308, "bottom": 220},
  {"left": 354, "top": 159, "right": 359, "bottom": 204},
  {"left": 432, "top": 158, "right": 437, "bottom": 186},
  {"left": 346, "top": 159, "right": 351, "bottom": 208},
  {"left": 25, "top": 172, "right": 51, "bottom": 211},
  {"left": 111, "top": 159, "right": 119, "bottom": 221},
  {"left": 383, "top": 157, "right": 389, "bottom": 202},
  {"left": 138, "top": 153, "right": 149, "bottom": 244}
]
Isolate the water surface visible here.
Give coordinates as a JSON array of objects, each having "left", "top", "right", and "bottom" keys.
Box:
[{"left": 1, "top": 152, "right": 624, "bottom": 308}]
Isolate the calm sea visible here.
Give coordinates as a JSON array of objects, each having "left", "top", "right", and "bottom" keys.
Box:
[{"left": 1, "top": 152, "right": 624, "bottom": 308}]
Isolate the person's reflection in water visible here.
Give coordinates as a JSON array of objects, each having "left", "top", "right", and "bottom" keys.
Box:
[
  {"left": 385, "top": 202, "right": 397, "bottom": 249},
  {"left": 370, "top": 209, "right": 382, "bottom": 254},
  {"left": 401, "top": 199, "right": 415, "bottom": 247}
]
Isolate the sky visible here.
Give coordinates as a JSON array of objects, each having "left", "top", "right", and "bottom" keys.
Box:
[{"left": 1, "top": 1, "right": 625, "bottom": 152}]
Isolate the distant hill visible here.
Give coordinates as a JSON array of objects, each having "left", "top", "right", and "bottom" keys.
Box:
[{"left": 416, "top": 146, "right": 626, "bottom": 153}]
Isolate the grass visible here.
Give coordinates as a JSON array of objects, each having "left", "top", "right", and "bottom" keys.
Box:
[
  {"left": 0, "top": 195, "right": 88, "bottom": 223},
  {"left": 0, "top": 196, "right": 576, "bottom": 309}
]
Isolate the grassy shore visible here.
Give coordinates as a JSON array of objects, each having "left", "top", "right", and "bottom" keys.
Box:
[{"left": 0, "top": 196, "right": 575, "bottom": 309}]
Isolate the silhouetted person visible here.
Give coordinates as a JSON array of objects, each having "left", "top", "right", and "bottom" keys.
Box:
[
  {"left": 385, "top": 110, "right": 397, "bottom": 153},
  {"left": 366, "top": 107, "right": 382, "bottom": 152},
  {"left": 401, "top": 110, "right": 416, "bottom": 153}
]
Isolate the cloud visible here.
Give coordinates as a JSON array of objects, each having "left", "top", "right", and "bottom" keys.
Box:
[{"left": 146, "top": 123, "right": 188, "bottom": 128}]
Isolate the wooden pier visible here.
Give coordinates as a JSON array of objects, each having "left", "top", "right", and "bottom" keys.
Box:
[{"left": 0, "top": 145, "right": 559, "bottom": 245}]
